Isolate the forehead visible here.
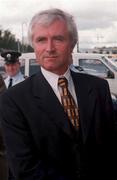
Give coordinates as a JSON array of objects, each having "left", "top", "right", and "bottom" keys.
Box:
[
  {"left": 5, "top": 62, "right": 19, "bottom": 66},
  {"left": 32, "top": 19, "right": 69, "bottom": 36}
]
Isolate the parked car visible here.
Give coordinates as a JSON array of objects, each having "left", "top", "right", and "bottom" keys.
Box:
[
  {"left": 73, "top": 53, "right": 117, "bottom": 118},
  {"left": 73, "top": 53, "right": 117, "bottom": 95}
]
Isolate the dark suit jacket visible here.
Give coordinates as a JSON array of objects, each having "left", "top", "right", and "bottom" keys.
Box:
[
  {"left": 0, "top": 69, "right": 116, "bottom": 180},
  {"left": 0, "top": 74, "right": 8, "bottom": 180}
]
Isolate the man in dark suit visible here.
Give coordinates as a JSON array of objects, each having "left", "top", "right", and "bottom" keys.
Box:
[{"left": 0, "top": 8, "right": 116, "bottom": 180}]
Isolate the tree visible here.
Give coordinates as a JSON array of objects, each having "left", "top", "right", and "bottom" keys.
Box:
[{"left": 0, "top": 27, "right": 33, "bottom": 53}]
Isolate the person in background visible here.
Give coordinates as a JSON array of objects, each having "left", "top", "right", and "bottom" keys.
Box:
[
  {"left": 0, "top": 75, "right": 8, "bottom": 180},
  {"left": 1, "top": 50, "right": 26, "bottom": 180},
  {"left": 1, "top": 50, "right": 26, "bottom": 88},
  {"left": 0, "top": 8, "right": 116, "bottom": 180}
]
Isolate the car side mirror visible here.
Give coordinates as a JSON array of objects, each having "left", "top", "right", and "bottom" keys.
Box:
[
  {"left": 75, "top": 66, "right": 84, "bottom": 72},
  {"left": 107, "top": 70, "right": 115, "bottom": 79}
]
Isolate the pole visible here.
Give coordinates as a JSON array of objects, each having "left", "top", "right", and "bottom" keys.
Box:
[{"left": 17, "top": 39, "right": 20, "bottom": 52}]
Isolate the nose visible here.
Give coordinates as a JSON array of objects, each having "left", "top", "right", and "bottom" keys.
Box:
[{"left": 46, "top": 39, "right": 55, "bottom": 53}]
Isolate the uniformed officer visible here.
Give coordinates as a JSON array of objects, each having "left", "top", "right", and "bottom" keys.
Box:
[
  {"left": 1, "top": 51, "right": 26, "bottom": 179},
  {"left": 1, "top": 50, "right": 26, "bottom": 88}
]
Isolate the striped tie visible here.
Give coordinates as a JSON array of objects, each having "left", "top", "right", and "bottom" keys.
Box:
[{"left": 58, "top": 77, "right": 79, "bottom": 129}]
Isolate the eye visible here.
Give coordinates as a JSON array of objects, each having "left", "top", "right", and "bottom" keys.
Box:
[
  {"left": 36, "top": 37, "right": 47, "bottom": 43},
  {"left": 54, "top": 36, "right": 65, "bottom": 42}
]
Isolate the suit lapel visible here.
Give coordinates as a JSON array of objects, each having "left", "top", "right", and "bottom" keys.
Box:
[
  {"left": 32, "top": 70, "right": 73, "bottom": 138},
  {"left": 32, "top": 70, "right": 97, "bottom": 143},
  {"left": 71, "top": 71, "right": 97, "bottom": 143}
]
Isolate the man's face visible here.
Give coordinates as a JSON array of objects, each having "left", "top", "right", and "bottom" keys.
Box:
[
  {"left": 5, "top": 62, "right": 20, "bottom": 77},
  {"left": 32, "top": 20, "right": 73, "bottom": 75}
]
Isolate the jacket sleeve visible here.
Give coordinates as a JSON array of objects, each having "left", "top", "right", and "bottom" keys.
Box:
[
  {"left": 0, "top": 92, "right": 44, "bottom": 180},
  {"left": 101, "top": 80, "right": 117, "bottom": 178}
]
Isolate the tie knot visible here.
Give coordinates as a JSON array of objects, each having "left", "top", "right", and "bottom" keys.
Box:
[{"left": 58, "top": 77, "right": 68, "bottom": 87}]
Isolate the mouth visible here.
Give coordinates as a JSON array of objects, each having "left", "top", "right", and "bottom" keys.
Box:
[{"left": 45, "top": 56, "right": 58, "bottom": 58}]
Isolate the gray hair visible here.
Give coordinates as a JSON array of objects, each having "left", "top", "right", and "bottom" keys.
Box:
[{"left": 28, "top": 8, "right": 78, "bottom": 49}]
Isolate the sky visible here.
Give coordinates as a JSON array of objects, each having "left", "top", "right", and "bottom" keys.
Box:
[{"left": 0, "top": 0, "right": 117, "bottom": 50}]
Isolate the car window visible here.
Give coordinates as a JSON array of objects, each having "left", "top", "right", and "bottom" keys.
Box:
[
  {"left": 29, "top": 59, "right": 39, "bottom": 76},
  {"left": 29, "top": 64, "right": 39, "bottom": 76},
  {"left": 79, "top": 58, "right": 110, "bottom": 77},
  {"left": 20, "top": 66, "right": 25, "bottom": 74}
]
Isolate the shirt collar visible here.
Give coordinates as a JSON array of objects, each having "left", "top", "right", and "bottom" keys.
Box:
[
  {"left": 41, "top": 67, "right": 71, "bottom": 92},
  {"left": 8, "top": 71, "right": 21, "bottom": 81}
]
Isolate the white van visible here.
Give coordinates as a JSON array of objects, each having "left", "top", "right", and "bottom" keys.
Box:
[{"left": 72, "top": 53, "right": 117, "bottom": 96}]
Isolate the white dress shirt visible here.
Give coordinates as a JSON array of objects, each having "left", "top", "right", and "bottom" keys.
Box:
[
  {"left": 41, "top": 67, "right": 78, "bottom": 106},
  {"left": 4, "top": 71, "right": 25, "bottom": 88}
]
